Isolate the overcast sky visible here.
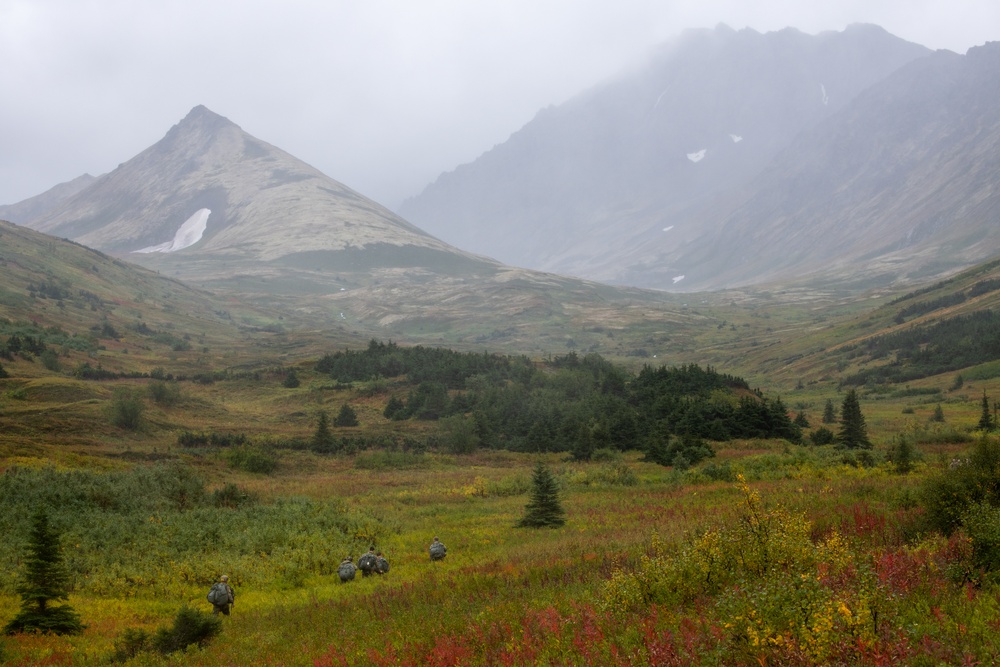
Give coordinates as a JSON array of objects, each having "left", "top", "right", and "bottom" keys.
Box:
[{"left": 2, "top": 0, "right": 997, "bottom": 210}]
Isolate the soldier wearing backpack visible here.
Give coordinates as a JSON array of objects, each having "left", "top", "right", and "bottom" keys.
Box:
[
  {"left": 375, "top": 551, "right": 390, "bottom": 575},
  {"left": 207, "top": 575, "right": 235, "bottom": 615},
  {"left": 358, "top": 546, "right": 378, "bottom": 578},
  {"left": 338, "top": 556, "right": 357, "bottom": 583},
  {"left": 429, "top": 536, "right": 447, "bottom": 561}
]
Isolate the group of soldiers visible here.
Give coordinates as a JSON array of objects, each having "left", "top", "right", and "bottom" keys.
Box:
[
  {"left": 338, "top": 536, "right": 447, "bottom": 583},
  {"left": 209, "top": 537, "right": 449, "bottom": 614},
  {"left": 338, "top": 546, "right": 391, "bottom": 582}
]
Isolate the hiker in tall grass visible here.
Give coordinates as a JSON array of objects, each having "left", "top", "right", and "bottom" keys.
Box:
[
  {"left": 429, "top": 536, "right": 447, "bottom": 561},
  {"left": 375, "top": 551, "right": 390, "bottom": 575},
  {"left": 358, "top": 546, "right": 378, "bottom": 578},
  {"left": 207, "top": 575, "right": 235, "bottom": 615}
]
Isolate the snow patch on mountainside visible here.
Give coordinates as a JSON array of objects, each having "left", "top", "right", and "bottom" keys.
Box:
[
  {"left": 135, "top": 209, "right": 210, "bottom": 253},
  {"left": 687, "top": 150, "right": 706, "bottom": 163}
]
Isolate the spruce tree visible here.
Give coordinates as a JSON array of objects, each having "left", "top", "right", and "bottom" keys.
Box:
[
  {"left": 517, "top": 463, "right": 566, "bottom": 528},
  {"left": 837, "top": 389, "right": 871, "bottom": 450},
  {"left": 4, "top": 509, "right": 84, "bottom": 635},
  {"left": 311, "top": 411, "right": 335, "bottom": 452},
  {"left": 977, "top": 391, "right": 994, "bottom": 431},
  {"left": 822, "top": 399, "right": 837, "bottom": 424},
  {"left": 334, "top": 403, "right": 359, "bottom": 427}
]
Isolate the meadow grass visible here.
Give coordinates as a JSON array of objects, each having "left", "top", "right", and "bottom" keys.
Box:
[{"left": 5, "top": 439, "right": 998, "bottom": 666}]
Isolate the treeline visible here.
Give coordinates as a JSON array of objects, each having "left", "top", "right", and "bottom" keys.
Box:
[
  {"left": 317, "top": 341, "right": 800, "bottom": 453},
  {"left": 892, "top": 278, "right": 1000, "bottom": 323},
  {"left": 316, "top": 339, "right": 532, "bottom": 388},
  {"left": 844, "top": 310, "right": 1000, "bottom": 386}
]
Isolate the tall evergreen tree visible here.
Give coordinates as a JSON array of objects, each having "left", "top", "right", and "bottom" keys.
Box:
[
  {"left": 837, "top": 389, "right": 871, "bottom": 450},
  {"left": 4, "top": 509, "right": 84, "bottom": 635},
  {"left": 517, "top": 463, "right": 566, "bottom": 528},
  {"left": 977, "top": 391, "right": 994, "bottom": 431}
]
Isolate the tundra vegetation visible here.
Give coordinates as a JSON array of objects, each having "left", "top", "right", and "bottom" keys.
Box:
[{"left": 2, "top": 331, "right": 1000, "bottom": 665}]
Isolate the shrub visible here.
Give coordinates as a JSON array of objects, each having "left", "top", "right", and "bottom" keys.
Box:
[
  {"left": 107, "top": 387, "right": 144, "bottom": 430},
  {"left": 147, "top": 380, "right": 181, "bottom": 406},
  {"left": 110, "top": 628, "right": 151, "bottom": 662},
  {"left": 39, "top": 349, "right": 60, "bottom": 372},
  {"left": 962, "top": 502, "right": 1000, "bottom": 579},
  {"left": 922, "top": 435, "right": 1000, "bottom": 534},
  {"left": 282, "top": 369, "right": 300, "bottom": 388},
  {"left": 226, "top": 446, "right": 278, "bottom": 475},
  {"left": 150, "top": 607, "right": 221, "bottom": 654},
  {"left": 810, "top": 427, "right": 835, "bottom": 445},
  {"left": 212, "top": 483, "right": 257, "bottom": 508}
]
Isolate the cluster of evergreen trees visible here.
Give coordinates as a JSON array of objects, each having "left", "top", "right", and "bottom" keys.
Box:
[
  {"left": 317, "top": 341, "right": 802, "bottom": 455},
  {"left": 844, "top": 310, "right": 1000, "bottom": 385}
]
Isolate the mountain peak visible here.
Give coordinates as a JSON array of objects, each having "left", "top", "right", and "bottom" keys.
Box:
[{"left": 171, "top": 105, "right": 237, "bottom": 135}]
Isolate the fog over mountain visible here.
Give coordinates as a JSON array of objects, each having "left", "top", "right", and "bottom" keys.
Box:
[{"left": 400, "top": 24, "right": 941, "bottom": 289}]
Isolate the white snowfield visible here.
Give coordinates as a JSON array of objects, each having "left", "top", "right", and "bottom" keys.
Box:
[
  {"left": 686, "top": 150, "right": 706, "bottom": 163},
  {"left": 729, "top": 134, "right": 743, "bottom": 143},
  {"left": 672, "top": 275, "right": 685, "bottom": 284},
  {"left": 134, "top": 208, "right": 210, "bottom": 253}
]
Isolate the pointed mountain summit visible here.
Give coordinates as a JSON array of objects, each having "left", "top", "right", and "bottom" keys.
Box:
[{"left": 25, "top": 105, "right": 487, "bottom": 275}]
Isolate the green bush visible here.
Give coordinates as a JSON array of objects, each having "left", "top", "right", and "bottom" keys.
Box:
[
  {"left": 147, "top": 380, "right": 181, "bottom": 406},
  {"left": 226, "top": 446, "right": 278, "bottom": 475},
  {"left": 922, "top": 435, "right": 1000, "bottom": 534},
  {"left": 107, "top": 387, "right": 144, "bottom": 430},
  {"left": 962, "top": 503, "right": 1000, "bottom": 579},
  {"left": 110, "top": 628, "right": 151, "bottom": 662},
  {"left": 150, "top": 607, "right": 221, "bottom": 654}
]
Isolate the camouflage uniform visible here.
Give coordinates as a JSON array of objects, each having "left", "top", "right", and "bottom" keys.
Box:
[
  {"left": 358, "top": 546, "right": 377, "bottom": 577},
  {"left": 209, "top": 576, "right": 235, "bottom": 615},
  {"left": 429, "top": 536, "right": 447, "bottom": 561}
]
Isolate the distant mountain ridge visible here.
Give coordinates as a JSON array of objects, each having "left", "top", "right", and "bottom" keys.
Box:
[
  {"left": 399, "top": 24, "right": 977, "bottom": 290},
  {"left": 0, "top": 174, "right": 96, "bottom": 225},
  {"left": 665, "top": 41, "right": 1000, "bottom": 291}
]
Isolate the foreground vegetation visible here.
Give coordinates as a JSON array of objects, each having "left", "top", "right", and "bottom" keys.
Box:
[{"left": 2, "top": 422, "right": 1000, "bottom": 665}]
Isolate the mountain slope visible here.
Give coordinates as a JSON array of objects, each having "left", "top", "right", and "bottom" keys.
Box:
[
  {"left": 399, "top": 24, "right": 930, "bottom": 284},
  {"left": 655, "top": 42, "right": 1000, "bottom": 291},
  {"left": 13, "top": 106, "right": 714, "bottom": 357},
  {"left": 0, "top": 174, "right": 96, "bottom": 225}
]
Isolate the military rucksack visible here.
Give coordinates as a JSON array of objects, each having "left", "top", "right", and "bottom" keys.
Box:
[
  {"left": 207, "top": 583, "right": 230, "bottom": 605},
  {"left": 338, "top": 561, "right": 356, "bottom": 582},
  {"left": 375, "top": 556, "right": 389, "bottom": 574},
  {"left": 358, "top": 552, "right": 377, "bottom": 573},
  {"left": 429, "top": 541, "right": 446, "bottom": 560}
]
